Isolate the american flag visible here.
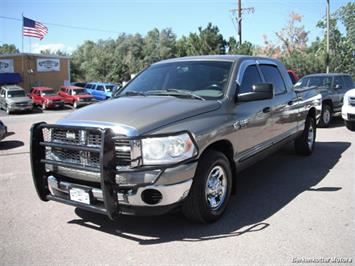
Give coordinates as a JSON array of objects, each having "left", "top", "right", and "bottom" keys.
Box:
[{"left": 23, "top": 17, "right": 48, "bottom": 40}]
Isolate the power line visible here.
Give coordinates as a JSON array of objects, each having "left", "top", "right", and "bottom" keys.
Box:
[{"left": 0, "top": 15, "right": 122, "bottom": 34}]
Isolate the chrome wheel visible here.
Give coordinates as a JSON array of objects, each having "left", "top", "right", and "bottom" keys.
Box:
[
  {"left": 73, "top": 101, "right": 78, "bottom": 109},
  {"left": 205, "top": 165, "right": 227, "bottom": 210},
  {"left": 307, "top": 123, "right": 314, "bottom": 149},
  {"left": 323, "top": 108, "right": 331, "bottom": 125}
]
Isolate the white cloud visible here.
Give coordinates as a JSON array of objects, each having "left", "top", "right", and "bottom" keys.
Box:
[{"left": 30, "top": 43, "right": 75, "bottom": 54}]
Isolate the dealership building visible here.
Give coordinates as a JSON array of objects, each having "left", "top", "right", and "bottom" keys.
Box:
[{"left": 0, "top": 53, "right": 70, "bottom": 92}]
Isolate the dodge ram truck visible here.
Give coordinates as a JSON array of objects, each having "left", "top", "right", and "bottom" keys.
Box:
[{"left": 30, "top": 55, "right": 321, "bottom": 223}]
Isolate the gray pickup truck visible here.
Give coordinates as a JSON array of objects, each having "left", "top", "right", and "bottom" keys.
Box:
[
  {"left": 30, "top": 55, "right": 321, "bottom": 223},
  {"left": 295, "top": 73, "right": 354, "bottom": 127}
]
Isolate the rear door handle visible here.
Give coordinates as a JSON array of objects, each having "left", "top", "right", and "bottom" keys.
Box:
[{"left": 263, "top": 107, "right": 271, "bottom": 113}]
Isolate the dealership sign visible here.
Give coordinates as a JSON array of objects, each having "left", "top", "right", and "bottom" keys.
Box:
[
  {"left": 0, "top": 59, "right": 14, "bottom": 73},
  {"left": 37, "top": 58, "right": 60, "bottom": 72}
]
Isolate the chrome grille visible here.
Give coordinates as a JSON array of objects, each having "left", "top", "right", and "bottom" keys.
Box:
[
  {"left": 46, "top": 147, "right": 100, "bottom": 168},
  {"left": 349, "top": 97, "right": 355, "bottom": 107},
  {"left": 42, "top": 128, "right": 102, "bottom": 147},
  {"left": 115, "top": 138, "right": 131, "bottom": 166},
  {"left": 42, "top": 127, "right": 133, "bottom": 170}
]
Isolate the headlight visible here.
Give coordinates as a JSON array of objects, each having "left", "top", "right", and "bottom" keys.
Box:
[{"left": 142, "top": 133, "right": 197, "bottom": 165}]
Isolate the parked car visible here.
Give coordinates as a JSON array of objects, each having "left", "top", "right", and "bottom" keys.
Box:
[
  {"left": 342, "top": 88, "right": 355, "bottom": 131},
  {"left": 58, "top": 86, "right": 94, "bottom": 109},
  {"left": 287, "top": 70, "right": 299, "bottom": 84},
  {"left": 29, "top": 87, "right": 64, "bottom": 110},
  {"left": 30, "top": 55, "right": 321, "bottom": 224},
  {"left": 0, "top": 85, "right": 33, "bottom": 114},
  {"left": 0, "top": 120, "right": 7, "bottom": 141},
  {"left": 295, "top": 73, "right": 354, "bottom": 127},
  {"left": 70, "top": 82, "right": 87, "bottom": 88},
  {"left": 84, "top": 82, "right": 116, "bottom": 100}
]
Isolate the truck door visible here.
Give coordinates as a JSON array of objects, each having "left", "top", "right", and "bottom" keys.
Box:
[
  {"left": 96, "top": 85, "right": 105, "bottom": 100},
  {"left": 259, "top": 64, "right": 298, "bottom": 142},
  {"left": 233, "top": 63, "right": 274, "bottom": 160},
  {"left": 333, "top": 75, "right": 347, "bottom": 111}
]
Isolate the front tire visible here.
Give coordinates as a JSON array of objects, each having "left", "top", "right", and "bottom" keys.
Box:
[
  {"left": 42, "top": 102, "right": 46, "bottom": 110},
  {"left": 73, "top": 101, "right": 78, "bottom": 109},
  {"left": 182, "top": 150, "right": 232, "bottom": 223},
  {"left": 6, "top": 105, "right": 11, "bottom": 115},
  {"left": 345, "top": 121, "right": 355, "bottom": 131},
  {"left": 294, "top": 116, "right": 316, "bottom": 155},
  {"left": 318, "top": 104, "right": 332, "bottom": 127}
]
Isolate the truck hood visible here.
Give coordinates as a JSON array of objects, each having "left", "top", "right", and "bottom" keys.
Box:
[
  {"left": 58, "top": 96, "right": 221, "bottom": 135},
  {"left": 7, "top": 96, "right": 32, "bottom": 104},
  {"left": 43, "top": 95, "right": 63, "bottom": 101}
]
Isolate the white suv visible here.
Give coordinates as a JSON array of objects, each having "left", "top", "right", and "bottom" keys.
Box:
[{"left": 342, "top": 88, "right": 355, "bottom": 131}]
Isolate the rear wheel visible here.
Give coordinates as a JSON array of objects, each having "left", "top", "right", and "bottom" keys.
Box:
[
  {"left": 295, "top": 116, "right": 316, "bottom": 155},
  {"left": 345, "top": 121, "right": 355, "bottom": 131},
  {"left": 318, "top": 104, "right": 332, "bottom": 127},
  {"left": 182, "top": 150, "right": 232, "bottom": 223}
]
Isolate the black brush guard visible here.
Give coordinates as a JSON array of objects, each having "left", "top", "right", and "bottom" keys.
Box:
[{"left": 30, "top": 122, "right": 119, "bottom": 220}]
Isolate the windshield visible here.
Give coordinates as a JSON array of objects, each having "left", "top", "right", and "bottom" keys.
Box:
[
  {"left": 7, "top": 90, "right": 26, "bottom": 98},
  {"left": 72, "top": 89, "right": 87, "bottom": 95},
  {"left": 105, "top": 85, "right": 115, "bottom": 92},
  {"left": 119, "top": 61, "right": 233, "bottom": 100},
  {"left": 41, "top": 90, "right": 56, "bottom": 96}
]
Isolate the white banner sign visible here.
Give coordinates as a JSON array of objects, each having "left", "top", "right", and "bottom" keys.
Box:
[
  {"left": 37, "top": 58, "right": 60, "bottom": 72},
  {"left": 0, "top": 59, "right": 14, "bottom": 73}
]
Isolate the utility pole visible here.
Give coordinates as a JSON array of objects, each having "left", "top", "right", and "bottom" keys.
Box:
[
  {"left": 326, "top": 0, "right": 330, "bottom": 73},
  {"left": 230, "top": 0, "right": 254, "bottom": 45}
]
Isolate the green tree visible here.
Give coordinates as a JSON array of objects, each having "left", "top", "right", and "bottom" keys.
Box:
[
  {"left": 317, "top": 2, "right": 354, "bottom": 76},
  {"left": 227, "top": 37, "right": 254, "bottom": 55},
  {"left": 184, "top": 23, "right": 226, "bottom": 55},
  {"left": 0, "top": 44, "right": 19, "bottom": 54}
]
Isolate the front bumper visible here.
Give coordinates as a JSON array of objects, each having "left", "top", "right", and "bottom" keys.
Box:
[
  {"left": 9, "top": 105, "right": 33, "bottom": 112},
  {"left": 30, "top": 123, "right": 196, "bottom": 219},
  {"left": 46, "top": 102, "right": 64, "bottom": 108},
  {"left": 342, "top": 105, "right": 355, "bottom": 121}
]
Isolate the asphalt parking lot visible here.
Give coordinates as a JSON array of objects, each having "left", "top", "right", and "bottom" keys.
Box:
[{"left": 0, "top": 110, "right": 354, "bottom": 265}]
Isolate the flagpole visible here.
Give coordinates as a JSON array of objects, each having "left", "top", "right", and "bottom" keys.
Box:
[{"left": 21, "top": 13, "right": 24, "bottom": 83}]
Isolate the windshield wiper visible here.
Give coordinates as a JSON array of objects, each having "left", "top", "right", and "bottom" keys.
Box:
[
  {"left": 115, "top": 91, "right": 146, "bottom": 98},
  {"left": 146, "top": 89, "right": 205, "bottom": 101}
]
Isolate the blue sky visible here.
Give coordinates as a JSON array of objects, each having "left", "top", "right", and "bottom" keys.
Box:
[{"left": 0, "top": 0, "right": 350, "bottom": 54}]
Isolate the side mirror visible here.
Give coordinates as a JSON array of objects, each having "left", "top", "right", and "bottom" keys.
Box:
[
  {"left": 236, "top": 83, "right": 274, "bottom": 102},
  {"left": 334, "top": 84, "right": 342, "bottom": 90}
]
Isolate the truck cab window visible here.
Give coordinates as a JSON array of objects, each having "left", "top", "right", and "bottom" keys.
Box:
[
  {"left": 239, "top": 65, "right": 262, "bottom": 94},
  {"left": 260, "top": 65, "right": 286, "bottom": 94}
]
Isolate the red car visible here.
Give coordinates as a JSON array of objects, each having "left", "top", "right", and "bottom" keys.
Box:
[
  {"left": 58, "top": 86, "right": 94, "bottom": 109},
  {"left": 287, "top": 70, "right": 299, "bottom": 84},
  {"left": 30, "top": 87, "right": 64, "bottom": 110}
]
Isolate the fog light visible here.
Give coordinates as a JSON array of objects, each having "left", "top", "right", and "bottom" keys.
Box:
[{"left": 141, "top": 189, "right": 162, "bottom": 205}]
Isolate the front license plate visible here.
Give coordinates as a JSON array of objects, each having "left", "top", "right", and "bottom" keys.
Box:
[{"left": 69, "top": 188, "right": 90, "bottom": 204}]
